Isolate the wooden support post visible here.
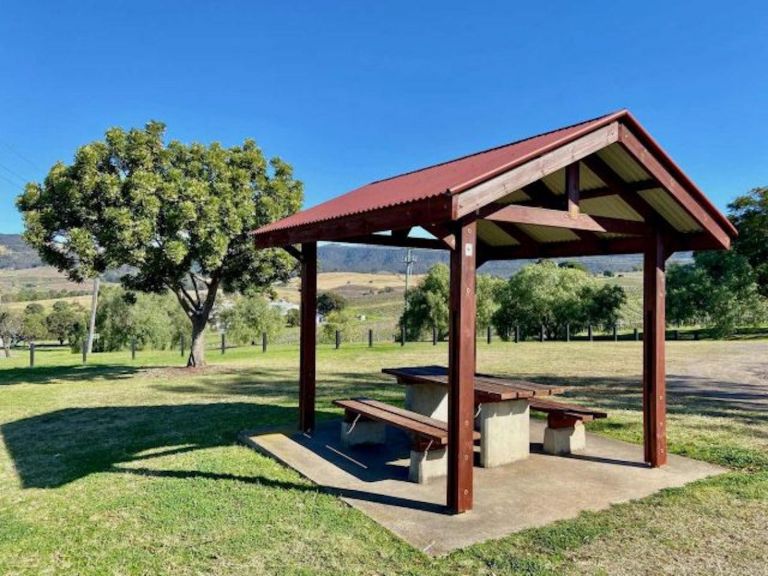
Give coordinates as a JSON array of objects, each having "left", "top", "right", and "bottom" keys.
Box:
[
  {"left": 447, "top": 220, "right": 477, "bottom": 514},
  {"left": 82, "top": 340, "right": 87, "bottom": 364},
  {"left": 566, "top": 323, "right": 571, "bottom": 342},
  {"left": 262, "top": 332, "right": 267, "bottom": 353},
  {"left": 300, "top": 242, "right": 317, "bottom": 433},
  {"left": 401, "top": 325, "right": 406, "bottom": 346},
  {"left": 180, "top": 335, "right": 185, "bottom": 357},
  {"left": 432, "top": 325, "right": 437, "bottom": 346},
  {"left": 368, "top": 328, "right": 373, "bottom": 347},
  {"left": 566, "top": 162, "right": 580, "bottom": 218},
  {"left": 335, "top": 330, "right": 341, "bottom": 349},
  {"left": 613, "top": 324, "right": 618, "bottom": 341},
  {"left": 29, "top": 342, "right": 35, "bottom": 368},
  {"left": 487, "top": 325, "right": 491, "bottom": 344},
  {"left": 634, "top": 327, "right": 639, "bottom": 341},
  {"left": 221, "top": 333, "right": 226, "bottom": 354},
  {"left": 643, "top": 230, "right": 668, "bottom": 467}
]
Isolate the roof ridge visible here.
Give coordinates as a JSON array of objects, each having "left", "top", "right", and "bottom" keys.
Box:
[{"left": 366, "top": 110, "right": 626, "bottom": 187}]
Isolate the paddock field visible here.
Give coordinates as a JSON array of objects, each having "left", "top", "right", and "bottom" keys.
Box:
[{"left": 1, "top": 340, "right": 766, "bottom": 575}]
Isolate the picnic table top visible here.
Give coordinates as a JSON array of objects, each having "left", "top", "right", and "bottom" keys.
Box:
[{"left": 381, "top": 365, "right": 565, "bottom": 402}]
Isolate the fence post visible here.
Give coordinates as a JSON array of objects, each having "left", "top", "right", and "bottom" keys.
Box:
[
  {"left": 221, "top": 333, "right": 225, "bottom": 354},
  {"left": 588, "top": 324, "right": 593, "bottom": 342},
  {"left": 432, "top": 325, "right": 437, "bottom": 346},
  {"left": 335, "top": 330, "right": 341, "bottom": 349},
  {"left": 566, "top": 323, "right": 570, "bottom": 342},
  {"left": 368, "top": 329, "right": 373, "bottom": 348},
  {"left": 180, "top": 335, "right": 185, "bottom": 357},
  {"left": 262, "top": 332, "right": 267, "bottom": 353},
  {"left": 401, "top": 325, "right": 406, "bottom": 347},
  {"left": 514, "top": 325, "right": 519, "bottom": 343},
  {"left": 540, "top": 324, "right": 545, "bottom": 342},
  {"left": 82, "top": 340, "right": 87, "bottom": 364},
  {"left": 487, "top": 326, "right": 492, "bottom": 344},
  {"left": 613, "top": 324, "right": 618, "bottom": 342},
  {"left": 634, "top": 327, "right": 639, "bottom": 341},
  {"left": 29, "top": 342, "right": 35, "bottom": 368},
  {"left": 131, "top": 337, "right": 136, "bottom": 360}
]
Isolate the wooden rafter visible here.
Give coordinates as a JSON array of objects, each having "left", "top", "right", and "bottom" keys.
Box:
[
  {"left": 484, "top": 204, "right": 648, "bottom": 235},
  {"left": 581, "top": 155, "right": 658, "bottom": 222},
  {"left": 618, "top": 125, "right": 731, "bottom": 249}
]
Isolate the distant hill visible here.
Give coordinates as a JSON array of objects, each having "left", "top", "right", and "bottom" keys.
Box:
[
  {"left": 0, "top": 233, "right": 693, "bottom": 278},
  {"left": 318, "top": 243, "right": 693, "bottom": 277},
  {"left": 0, "top": 233, "right": 43, "bottom": 269}
]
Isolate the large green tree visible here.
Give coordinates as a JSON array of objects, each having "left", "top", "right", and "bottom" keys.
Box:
[
  {"left": 728, "top": 186, "right": 767, "bottom": 297},
  {"left": 45, "top": 300, "right": 87, "bottom": 345},
  {"left": 399, "top": 264, "right": 502, "bottom": 340},
  {"left": 17, "top": 122, "right": 302, "bottom": 366},
  {"left": 492, "top": 261, "right": 626, "bottom": 340},
  {"left": 217, "top": 292, "right": 283, "bottom": 346}
]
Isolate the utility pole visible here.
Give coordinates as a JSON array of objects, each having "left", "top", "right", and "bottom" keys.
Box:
[{"left": 402, "top": 248, "right": 416, "bottom": 345}]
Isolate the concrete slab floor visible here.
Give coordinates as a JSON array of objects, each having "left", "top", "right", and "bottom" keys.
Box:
[{"left": 240, "top": 420, "right": 725, "bottom": 556}]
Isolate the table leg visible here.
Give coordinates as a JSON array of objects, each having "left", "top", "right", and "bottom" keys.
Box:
[
  {"left": 404, "top": 382, "right": 449, "bottom": 421},
  {"left": 478, "top": 399, "right": 530, "bottom": 467}
]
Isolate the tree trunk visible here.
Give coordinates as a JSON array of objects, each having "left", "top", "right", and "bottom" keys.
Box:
[
  {"left": 86, "top": 277, "right": 100, "bottom": 355},
  {"left": 187, "top": 317, "right": 207, "bottom": 367}
]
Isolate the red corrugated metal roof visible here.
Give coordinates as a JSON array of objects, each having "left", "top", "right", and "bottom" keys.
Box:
[{"left": 254, "top": 110, "right": 626, "bottom": 236}]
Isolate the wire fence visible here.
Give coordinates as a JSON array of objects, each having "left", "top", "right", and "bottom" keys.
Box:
[{"left": 10, "top": 322, "right": 762, "bottom": 370}]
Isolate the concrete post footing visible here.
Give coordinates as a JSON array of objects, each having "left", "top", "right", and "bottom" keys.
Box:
[
  {"left": 341, "top": 420, "right": 386, "bottom": 448},
  {"left": 408, "top": 447, "right": 448, "bottom": 483},
  {"left": 543, "top": 422, "right": 586, "bottom": 455}
]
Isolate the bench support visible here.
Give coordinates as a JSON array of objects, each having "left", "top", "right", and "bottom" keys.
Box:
[
  {"left": 341, "top": 417, "right": 386, "bottom": 448},
  {"left": 477, "top": 399, "right": 530, "bottom": 467},
  {"left": 409, "top": 447, "right": 448, "bottom": 484},
  {"left": 543, "top": 422, "right": 586, "bottom": 455}
]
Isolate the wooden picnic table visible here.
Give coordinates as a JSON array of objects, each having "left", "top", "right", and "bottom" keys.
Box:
[
  {"left": 381, "top": 365, "right": 565, "bottom": 403},
  {"left": 382, "top": 365, "right": 567, "bottom": 468}
]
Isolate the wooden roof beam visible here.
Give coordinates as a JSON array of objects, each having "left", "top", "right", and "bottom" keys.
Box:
[
  {"left": 335, "top": 234, "right": 448, "bottom": 250},
  {"left": 484, "top": 204, "right": 648, "bottom": 236}
]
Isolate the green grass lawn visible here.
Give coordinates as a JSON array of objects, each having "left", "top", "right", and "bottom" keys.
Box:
[{"left": 1, "top": 340, "right": 767, "bottom": 575}]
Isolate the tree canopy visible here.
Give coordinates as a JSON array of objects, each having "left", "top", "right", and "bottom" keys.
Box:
[
  {"left": 666, "top": 186, "right": 767, "bottom": 336},
  {"left": 399, "top": 264, "right": 503, "bottom": 340},
  {"left": 492, "top": 261, "right": 626, "bottom": 340},
  {"left": 17, "top": 121, "right": 303, "bottom": 366}
]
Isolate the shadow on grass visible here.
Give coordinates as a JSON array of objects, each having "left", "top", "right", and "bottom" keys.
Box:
[
  {"left": 0, "top": 363, "right": 140, "bottom": 386},
  {"left": 1, "top": 400, "right": 334, "bottom": 489},
  {"left": 529, "top": 374, "right": 768, "bottom": 427}
]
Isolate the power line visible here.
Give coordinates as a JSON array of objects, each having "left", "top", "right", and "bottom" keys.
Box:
[{"left": 0, "top": 140, "right": 43, "bottom": 172}]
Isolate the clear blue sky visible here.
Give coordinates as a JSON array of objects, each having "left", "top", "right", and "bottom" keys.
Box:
[{"left": 1, "top": 1, "right": 766, "bottom": 233}]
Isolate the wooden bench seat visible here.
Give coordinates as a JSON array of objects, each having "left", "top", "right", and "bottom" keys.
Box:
[
  {"left": 529, "top": 398, "right": 607, "bottom": 428},
  {"left": 333, "top": 398, "right": 479, "bottom": 449},
  {"left": 529, "top": 398, "right": 607, "bottom": 455},
  {"left": 333, "top": 398, "right": 480, "bottom": 483}
]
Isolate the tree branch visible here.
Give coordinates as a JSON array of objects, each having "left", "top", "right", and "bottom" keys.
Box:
[{"left": 189, "top": 272, "right": 202, "bottom": 304}]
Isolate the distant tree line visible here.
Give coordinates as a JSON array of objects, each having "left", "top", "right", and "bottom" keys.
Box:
[
  {"left": 0, "top": 287, "right": 91, "bottom": 303},
  {"left": 399, "top": 261, "right": 626, "bottom": 341}
]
